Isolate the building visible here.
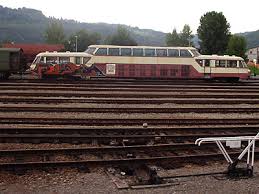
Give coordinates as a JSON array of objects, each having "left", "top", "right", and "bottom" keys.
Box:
[
  {"left": 2, "top": 43, "right": 64, "bottom": 64},
  {"left": 246, "top": 46, "right": 259, "bottom": 63}
]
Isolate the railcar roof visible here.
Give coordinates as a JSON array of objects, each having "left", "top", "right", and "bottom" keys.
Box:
[
  {"left": 0, "top": 48, "right": 23, "bottom": 52},
  {"left": 89, "top": 45, "right": 196, "bottom": 50},
  {"left": 36, "top": 52, "right": 92, "bottom": 57},
  {"left": 195, "top": 55, "right": 244, "bottom": 60}
]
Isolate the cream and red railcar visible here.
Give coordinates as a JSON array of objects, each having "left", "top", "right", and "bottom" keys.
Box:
[
  {"left": 30, "top": 45, "right": 250, "bottom": 81},
  {"left": 85, "top": 45, "right": 250, "bottom": 81}
]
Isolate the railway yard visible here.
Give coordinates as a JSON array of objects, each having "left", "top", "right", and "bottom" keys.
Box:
[{"left": 0, "top": 79, "right": 259, "bottom": 193}]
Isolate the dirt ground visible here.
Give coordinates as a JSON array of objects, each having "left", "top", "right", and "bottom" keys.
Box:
[{"left": 0, "top": 161, "right": 259, "bottom": 194}]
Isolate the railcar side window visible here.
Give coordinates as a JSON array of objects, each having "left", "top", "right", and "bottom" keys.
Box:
[
  {"left": 145, "top": 49, "right": 155, "bottom": 57},
  {"left": 75, "top": 57, "right": 81, "bottom": 64},
  {"left": 196, "top": 59, "right": 203, "bottom": 66},
  {"left": 204, "top": 60, "right": 210, "bottom": 67},
  {"left": 227, "top": 60, "right": 237, "bottom": 68},
  {"left": 133, "top": 48, "right": 144, "bottom": 56},
  {"left": 59, "top": 57, "right": 70, "bottom": 64},
  {"left": 180, "top": 50, "right": 192, "bottom": 57},
  {"left": 121, "top": 48, "right": 132, "bottom": 56},
  {"left": 168, "top": 49, "right": 179, "bottom": 57},
  {"left": 215, "top": 60, "right": 220, "bottom": 67},
  {"left": 156, "top": 49, "right": 167, "bottom": 57},
  {"left": 219, "top": 60, "right": 226, "bottom": 67},
  {"left": 109, "top": 48, "right": 120, "bottom": 56},
  {"left": 46, "top": 57, "right": 58, "bottom": 64},
  {"left": 95, "top": 48, "right": 108, "bottom": 56}
]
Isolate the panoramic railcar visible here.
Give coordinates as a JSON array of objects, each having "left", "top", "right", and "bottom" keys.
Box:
[
  {"left": 84, "top": 45, "right": 250, "bottom": 81},
  {"left": 30, "top": 45, "right": 250, "bottom": 81}
]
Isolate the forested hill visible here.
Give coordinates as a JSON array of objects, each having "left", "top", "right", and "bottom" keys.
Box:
[
  {"left": 238, "top": 30, "right": 259, "bottom": 49},
  {"left": 0, "top": 6, "right": 166, "bottom": 46}
]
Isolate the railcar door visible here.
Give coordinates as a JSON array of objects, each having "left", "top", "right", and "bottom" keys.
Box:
[{"left": 203, "top": 59, "right": 212, "bottom": 79}]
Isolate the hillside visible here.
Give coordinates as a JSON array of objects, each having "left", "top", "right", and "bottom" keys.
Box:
[
  {"left": 238, "top": 30, "right": 259, "bottom": 48},
  {"left": 0, "top": 6, "right": 166, "bottom": 46},
  {"left": 0, "top": 5, "right": 259, "bottom": 48}
]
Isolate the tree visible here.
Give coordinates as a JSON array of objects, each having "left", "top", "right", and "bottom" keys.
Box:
[
  {"left": 105, "top": 26, "right": 137, "bottom": 46},
  {"left": 44, "top": 20, "right": 66, "bottom": 44},
  {"left": 166, "top": 28, "right": 181, "bottom": 46},
  {"left": 197, "top": 11, "right": 231, "bottom": 55},
  {"left": 226, "top": 35, "right": 247, "bottom": 59},
  {"left": 180, "top": 24, "right": 194, "bottom": 47},
  {"left": 166, "top": 25, "right": 194, "bottom": 47},
  {"left": 65, "top": 30, "right": 101, "bottom": 52}
]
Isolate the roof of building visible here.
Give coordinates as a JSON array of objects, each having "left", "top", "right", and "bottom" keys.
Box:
[{"left": 2, "top": 43, "right": 64, "bottom": 55}]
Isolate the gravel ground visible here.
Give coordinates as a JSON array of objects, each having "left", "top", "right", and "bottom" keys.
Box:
[
  {"left": 0, "top": 162, "right": 259, "bottom": 194},
  {"left": 0, "top": 112, "right": 258, "bottom": 119}
]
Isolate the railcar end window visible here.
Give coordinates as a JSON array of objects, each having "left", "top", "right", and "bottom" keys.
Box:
[
  {"left": 86, "top": 47, "right": 96, "bottom": 55},
  {"left": 133, "top": 48, "right": 144, "bottom": 56},
  {"left": 109, "top": 48, "right": 120, "bottom": 56},
  {"left": 168, "top": 49, "right": 179, "bottom": 57},
  {"left": 180, "top": 50, "right": 192, "bottom": 57},
  {"left": 190, "top": 50, "right": 201, "bottom": 57},
  {"left": 121, "top": 48, "right": 132, "bottom": 56},
  {"left": 145, "top": 49, "right": 155, "bottom": 57},
  {"left": 156, "top": 49, "right": 167, "bottom": 57},
  {"left": 95, "top": 48, "right": 108, "bottom": 56}
]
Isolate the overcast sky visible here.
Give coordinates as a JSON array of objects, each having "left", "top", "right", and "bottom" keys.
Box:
[{"left": 0, "top": 0, "right": 258, "bottom": 34}]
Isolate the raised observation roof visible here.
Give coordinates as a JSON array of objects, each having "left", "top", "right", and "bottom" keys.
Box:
[
  {"left": 196, "top": 55, "right": 244, "bottom": 60},
  {"left": 89, "top": 45, "right": 196, "bottom": 50}
]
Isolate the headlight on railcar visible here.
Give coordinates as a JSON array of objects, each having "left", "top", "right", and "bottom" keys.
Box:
[{"left": 29, "top": 64, "right": 37, "bottom": 70}]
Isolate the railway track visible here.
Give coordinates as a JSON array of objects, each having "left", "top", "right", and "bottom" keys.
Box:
[
  {"left": 1, "top": 143, "right": 257, "bottom": 171},
  {"left": 0, "top": 117, "right": 258, "bottom": 126},
  {"left": 1, "top": 91, "right": 259, "bottom": 98},
  {"left": 0, "top": 97, "right": 258, "bottom": 104},
  {"left": 1, "top": 106, "right": 259, "bottom": 113},
  {"left": 2, "top": 85, "right": 259, "bottom": 92}
]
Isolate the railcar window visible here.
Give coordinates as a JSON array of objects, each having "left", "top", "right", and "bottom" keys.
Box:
[
  {"left": 204, "top": 60, "right": 210, "bottom": 67},
  {"left": 85, "top": 47, "right": 96, "bottom": 55},
  {"left": 46, "top": 57, "right": 58, "bottom": 64},
  {"left": 133, "top": 48, "right": 144, "bottom": 56},
  {"left": 145, "top": 49, "right": 155, "bottom": 57},
  {"left": 227, "top": 60, "right": 237, "bottom": 68},
  {"left": 156, "top": 49, "right": 167, "bottom": 57},
  {"left": 75, "top": 57, "right": 81, "bottom": 64},
  {"left": 83, "top": 57, "right": 90, "bottom": 64},
  {"left": 215, "top": 60, "right": 220, "bottom": 67},
  {"left": 95, "top": 48, "right": 108, "bottom": 56},
  {"left": 109, "top": 48, "right": 120, "bottom": 56},
  {"left": 239, "top": 61, "right": 244, "bottom": 68},
  {"left": 190, "top": 50, "right": 201, "bottom": 57},
  {"left": 219, "top": 60, "right": 226, "bottom": 67},
  {"left": 242, "top": 61, "right": 248, "bottom": 68},
  {"left": 121, "top": 48, "right": 132, "bottom": 56},
  {"left": 168, "top": 49, "right": 179, "bottom": 57},
  {"left": 196, "top": 59, "right": 203, "bottom": 66},
  {"left": 59, "top": 57, "right": 70, "bottom": 64},
  {"left": 180, "top": 50, "right": 192, "bottom": 57}
]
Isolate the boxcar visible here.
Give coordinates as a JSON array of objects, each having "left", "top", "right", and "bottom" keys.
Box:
[{"left": 0, "top": 48, "right": 26, "bottom": 79}]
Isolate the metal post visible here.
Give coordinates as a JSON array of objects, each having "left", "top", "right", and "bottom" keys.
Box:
[{"left": 75, "top": 35, "right": 78, "bottom": 52}]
